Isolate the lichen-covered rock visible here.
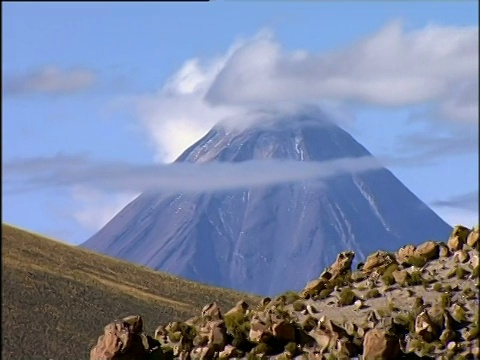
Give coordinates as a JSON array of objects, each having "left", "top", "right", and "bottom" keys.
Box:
[{"left": 363, "top": 328, "right": 401, "bottom": 360}]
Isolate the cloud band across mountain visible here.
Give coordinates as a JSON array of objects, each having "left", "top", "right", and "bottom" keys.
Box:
[{"left": 4, "top": 154, "right": 383, "bottom": 194}]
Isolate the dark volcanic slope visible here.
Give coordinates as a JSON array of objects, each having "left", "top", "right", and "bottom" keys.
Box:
[
  {"left": 82, "top": 112, "right": 452, "bottom": 296},
  {"left": 2, "top": 224, "right": 258, "bottom": 360}
]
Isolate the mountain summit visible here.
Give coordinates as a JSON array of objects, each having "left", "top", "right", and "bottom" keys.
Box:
[{"left": 81, "top": 110, "right": 452, "bottom": 295}]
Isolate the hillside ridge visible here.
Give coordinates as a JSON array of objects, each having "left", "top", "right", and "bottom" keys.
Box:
[{"left": 2, "top": 224, "right": 259, "bottom": 360}]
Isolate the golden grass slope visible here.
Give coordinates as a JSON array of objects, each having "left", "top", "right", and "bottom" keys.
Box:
[{"left": 2, "top": 223, "right": 260, "bottom": 360}]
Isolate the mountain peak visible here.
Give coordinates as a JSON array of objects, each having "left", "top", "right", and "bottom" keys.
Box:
[{"left": 82, "top": 111, "right": 452, "bottom": 295}]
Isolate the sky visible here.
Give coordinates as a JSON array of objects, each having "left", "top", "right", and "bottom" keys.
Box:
[{"left": 2, "top": 1, "right": 479, "bottom": 245}]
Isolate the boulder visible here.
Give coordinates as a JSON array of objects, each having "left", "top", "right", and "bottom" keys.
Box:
[
  {"left": 415, "top": 311, "right": 439, "bottom": 342},
  {"left": 310, "top": 328, "right": 338, "bottom": 353},
  {"left": 123, "top": 315, "right": 144, "bottom": 334},
  {"left": 301, "top": 278, "right": 326, "bottom": 299},
  {"left": 467, "top": 228, "right": 479, "bottom": 248},
  {"left": 202, "top": 302, "right": 222, "bottom": 321},
  {"left": 396, "top": 245, "right": 416, "bottom": 265},
  {"left": 453, "top": 250, "right": 470, "bottom": 263},
  {"left": 249, "top": 317, "right": 270, "bottom": 343},
  {"left": 207, "top": 319, "right": 227, "bottom": 350},
  {"left": 363, "top": 251, "right": 397, "bottom": 274},
  {"left": 392, "top": 269, "right": 410, "bottom": 287},
  {"left": 363, "top": 328, "right": 400, "bottom": 360},
  {"left": 448, "top": 225, "right": 470, "bottom": 252},
  {"left": 414, "top": 241, "right": 439, "bottom": 261},
  {"left": 219, "top": 344, "right": 238, "bottom": 359},
  {"left": 330, "top": 251, "right": 355, "bottom": 278},
  {"left": 439, "top": 242, "right": 450, "bottom": 257},
  {"left": 90, "top": 318, "right": 148, "bottom": 360},
  {"left": 272, "top": 320, "right": 297, "bottom": 343}
]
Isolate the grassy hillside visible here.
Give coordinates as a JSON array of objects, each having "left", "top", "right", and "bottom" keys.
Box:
[{"left": 2, "top": 223, "right": 260, "bottom": 360}]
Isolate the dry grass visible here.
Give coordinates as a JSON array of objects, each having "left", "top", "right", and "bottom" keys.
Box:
[{"left": 2, "top": 223, "right": 260, "bottom": 360}]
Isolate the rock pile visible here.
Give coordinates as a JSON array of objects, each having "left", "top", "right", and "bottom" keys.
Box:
[{"left": 90, "top": 225, "right": 479, "bottom": 359}]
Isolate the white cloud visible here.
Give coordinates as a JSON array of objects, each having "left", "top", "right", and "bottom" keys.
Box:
[
  {"left": 3, "top": 66, "right": 96, "bottom": 95},
  {"left": 127, "top": 21, "right": 478, "bottom": 163},
  {"left": 206, "top": 21, "right": 478, "bottom": 116},
  {"left": 3, "top": 154, "right": 383, "bottom": 194}
]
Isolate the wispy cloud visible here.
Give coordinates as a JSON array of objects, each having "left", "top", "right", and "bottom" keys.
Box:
[
  {"left": 123, "top": 21, "right": 478, "bottom": 163},
  {"left": 3, "top": 66, "right": 96, "bottom": 96},
  {"left": 3, "top": 154, "right": 383, "bottom": 194},
  {"left": 431, "top": 190, "right": 479, "bottom": 212}
]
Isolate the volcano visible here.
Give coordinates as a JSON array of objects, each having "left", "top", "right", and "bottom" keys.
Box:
[{"left": 81, "top": 110, "right": 452, "bottom": 295}]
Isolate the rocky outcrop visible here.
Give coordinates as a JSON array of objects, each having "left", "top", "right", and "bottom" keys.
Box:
[{"left": 89, "top": 225, "right": 479, "bottom": 359}]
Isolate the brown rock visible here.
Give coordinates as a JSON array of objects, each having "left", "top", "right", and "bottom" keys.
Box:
[
  {"left": 330, "top": 251, "right": 355, "bottom": 277},
  {"left": 207, "top": 319, "right": 227, "bottom": 350},
  {"left": 363, "top": 328, "right": 401, "bottom": 360},
  {"left": 392, "top": 269, "right": 410, "bottom": 286},
  {"left": 439, "top": 242, "right": 450, "bottom": 257},
  {"left": 202, "top": 302, "right": 222, "bottom": 320},
  {"left": 122, "top": 315, "right": 143, "bottom": 334},
  {"left": 396, "top": 244, "right": 416, "bottom": 264},
  {"left": 225, "top": 300, "right": 249, "bottom": 317},
  {"left": 363, "top": 251, "right": 397, "bottom": 274},
  {"left": 219, "top": 344, "right": 237, "bottom": 359},
  {"left": 414, "top": 241, "right": 439, "bottom": 261},
  {"left": 272, "top": 320, "right": 297, "bottom": 342},
  {"left": 249, "top": 317, "right": 270, "bottom": 343},
  {"left": 415, "top": 311, "right": 439, "bottom": 342},
  {"left": 90, "top": 320, "right": 146, "bottom": 360},
  {"left": 301, "top": 278, "right": 327, "bottom": 298},
  {"left": 453, "top": 250, "right": 470, "bottom": 263},
  {"left": 448, "top": 225, "right": 470, "bottom": 251},
  {"left": 261, "top": 297, "right": 272, "bottom": 307},
  {"left": 310, "top": 328, "right": 338, "bottom": 353},
  {"left": 467, "top": 228, "right": 479, "bottom": 247}
]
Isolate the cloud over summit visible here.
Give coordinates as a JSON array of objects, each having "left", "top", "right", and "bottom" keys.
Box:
[{"left": 130, "top": 21, "right": 478, "bottom": 163}]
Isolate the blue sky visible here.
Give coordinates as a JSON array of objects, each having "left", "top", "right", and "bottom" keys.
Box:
[{"left": 2, "top": 1, "right": 478, "bottom": 245}]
